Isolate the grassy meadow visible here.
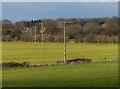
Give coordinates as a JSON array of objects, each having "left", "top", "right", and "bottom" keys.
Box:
[
  {"left": 3, "top": 61, "right": 118, "bottom": 87},
  {"left": 2, "top": 42, "right": 118, "bottom": 64},
  {"left": 2, "top": 42, "right": 118, "bottom": 87}
]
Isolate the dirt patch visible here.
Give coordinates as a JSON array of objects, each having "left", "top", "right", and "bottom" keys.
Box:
[
  {"left": 2, "top": 62, "right": 50, "bottom": 68},
  {"left": 2, "top": 62, "right": 30, "bottom": 68},
  {"left": 56, "top": 58, "right": 92, "bottom": 64},
  {"left": 2, "top": 58, "right": 92, "bottom": 68}
]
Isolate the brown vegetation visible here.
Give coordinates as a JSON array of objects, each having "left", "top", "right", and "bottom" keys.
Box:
[{"left": 2, "top": 17, "right": 119, "bottom": 43}]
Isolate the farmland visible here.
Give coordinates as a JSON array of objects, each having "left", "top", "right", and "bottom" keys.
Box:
[
  {"left": 2, "top": 2, "right": 119, "bottom": 87},
  {"left": 2, "top": 42, "right": 118, "bottom": 87},
  {"left": 2, "top": 61, "right": 118, "bottom": 87},
  {"left": 2, "top": 42, "right": 118, "bottom": 64}
]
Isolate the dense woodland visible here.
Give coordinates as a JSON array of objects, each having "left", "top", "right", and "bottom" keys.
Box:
[{"left": 2, "top": 17, "right": 119, "bottom": 43}]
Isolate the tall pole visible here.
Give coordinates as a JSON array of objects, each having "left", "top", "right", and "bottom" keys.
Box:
[
  {"left": 41, "top": 23, "right": 44, "bottom": 51},
  {"left": 35, "top": 26, "right": 37, "bottom": 47},
  {"left": 64, "top": 21, "right": 66, "bottom": 62}
]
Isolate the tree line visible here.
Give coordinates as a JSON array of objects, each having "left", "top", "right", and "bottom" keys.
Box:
[{"left": 2, "top": 17, "right": 119, "bottom": 43}]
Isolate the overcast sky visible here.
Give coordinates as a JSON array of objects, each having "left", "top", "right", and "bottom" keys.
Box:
[{"left": 2, "top": 2, "right": 118, "bottom": 22}]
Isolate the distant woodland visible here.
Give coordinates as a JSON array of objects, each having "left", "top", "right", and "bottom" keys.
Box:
[{"left": 2, "top": 17, "right": 119, "bottom": 43}]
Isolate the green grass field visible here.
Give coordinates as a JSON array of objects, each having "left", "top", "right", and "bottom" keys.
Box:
[
  {"left": 2, "top": 42, "right": 118, "bottom": 87},
  {"left": 2, "top": 42, "right": 118, "bottom": 64},
  {"left": 3, "top": 61, "right": 118, "bottom": 87}
]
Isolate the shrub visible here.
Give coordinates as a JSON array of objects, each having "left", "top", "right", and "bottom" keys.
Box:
[
  {"left": 5, "top": 35, "right": 12, "bottom": 41},
  {"left": 84, "top": 33, "right": 96, "bottom": 43},
  {"left": 75, "top": 35, "right": 84, "bottom": 43}
]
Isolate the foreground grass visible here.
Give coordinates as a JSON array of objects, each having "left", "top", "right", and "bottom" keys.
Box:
[
  {"left": 2, "top": 61, "right": 118, "bottom": 87},
  {"left": 2, "top": 42, "right": 118, "bottom": 64}
]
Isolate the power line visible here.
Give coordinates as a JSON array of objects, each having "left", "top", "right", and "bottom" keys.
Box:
[
  {"left": 82, "top": 2, "right": 103, "bottom": 18},
  {"left": 85, "top": 2, "right": 108, "bottom": 18},
  {"left": 89, "top": 2, "right": 117, "bottom": 18},
  {"left": 80, "top": 2, "right": 98, "bottom": 16},
  {"left": 78, "top": 1, "right": 105, "bottom": 18}
]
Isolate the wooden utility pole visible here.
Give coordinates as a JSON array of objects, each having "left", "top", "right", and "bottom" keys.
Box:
[
  {"left": 64, "top": 21, "right": 66, "bottom": 62},
  {"left": 34, "top": 26, "right": 37, "bottom": 47},
  {"left": 40, "top": 23, "right": 45, "bottom": 51}
]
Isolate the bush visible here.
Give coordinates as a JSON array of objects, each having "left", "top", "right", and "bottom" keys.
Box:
[
  {"left": 75, "top": 35, "right": 84, "bottom": 43},
  {"left": 106, "top": 35, "right": 118, "bottom": 43},
  {"left": 45, "top": 34, "right": 55, "bottom": 42},
  {"left": 100, "top": 35, "right": 107, "bottom": 43},
  {"left": 5, "top": 35, "right": 13, "bottom": 41},
  {"left": 84, "top": 33, "right": 96, "bottom": 43},
  {"left": 13, "top": 36, "right": 18, "bottom": 41},
  {"left": 54, "top": 34, "right": 64, "bottom": 42},
  {"left": 95, "top": 35, "right": 101, "bottom": 43}
]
